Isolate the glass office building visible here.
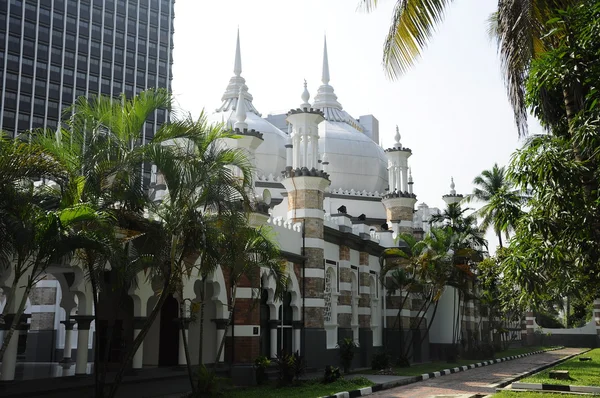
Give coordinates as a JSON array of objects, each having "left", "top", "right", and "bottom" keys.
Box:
[{"left": 0, "top": 0, "right": 174, "bottom": 146}]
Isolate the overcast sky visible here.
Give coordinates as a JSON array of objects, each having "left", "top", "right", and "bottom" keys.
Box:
[{"left": 171, "top": 0, "right": 542, "bottom": 252}]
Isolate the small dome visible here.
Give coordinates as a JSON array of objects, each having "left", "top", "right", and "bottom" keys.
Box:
[
  {"left": 208, "top": 110, "right": 287, "bottom": 178},
  {"left": 318, "top": 121, "right": 388, "bottom": 192}
]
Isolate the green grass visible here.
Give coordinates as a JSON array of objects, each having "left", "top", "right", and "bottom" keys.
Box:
[
  {"left": 493, "top": 392, "right": 574, "bottom": 397},
  {"left": 520, "top": 348, "right": 600, "bottom": 386},
  {"left": 224, "top": 377, "right": 374, "bottom": 398},
  {"left": 363, "top": 346, "right": 556, "bottom": 377}
]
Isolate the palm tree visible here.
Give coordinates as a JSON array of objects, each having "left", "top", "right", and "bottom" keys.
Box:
[
  {"left": 464, "top": 163, "right": 523, "bottom": 248},
  {"left": 359, "top": 0, "right": 579, "bottom": 135},
  {"left": 211, "top": 212, "right": 288, "bottom": 371}
]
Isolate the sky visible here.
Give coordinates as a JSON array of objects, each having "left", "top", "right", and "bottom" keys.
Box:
[{"left": 171, "top": 0, "right": 543, "bottom": 252}]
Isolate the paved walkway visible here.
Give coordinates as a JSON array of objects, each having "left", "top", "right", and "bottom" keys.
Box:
[{"left": 370, "top": 347, "right": 584, "bottom": 398}]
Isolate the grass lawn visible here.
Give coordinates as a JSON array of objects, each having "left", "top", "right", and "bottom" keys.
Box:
[
  {"left": 363, "top": 346, "right": 556, "bottom": 377},
  {"left": 520, "top": 348, "right": 600, "bottom": 386},
  {"left": 224, "top": 377, "right": 374, "bottom": 398},
  {"left": 494, "top": 392, "right": 573, "bottom": 397}
]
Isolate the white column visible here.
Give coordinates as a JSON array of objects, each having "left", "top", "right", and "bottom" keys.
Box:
[
  {"left": 215, "top": 328, "right": 225, "bottom": 362},
  {"left": 178, "top": 328, "right": 188, "bottom": 366},
  {"left": 402, "top": 167, "right": 408, "bottom": 192},
  {"left": 0, "top": 326, "right": 20, "bottom": 381},
  {"left": 303, "top": 134, "right": 308, "bottom": 167},
  {"left": 389, "top": 165, "right": 396, "bottom": 191},
  {"left": 293, "top": 327, "right": 301, "bottom": 353},
  {"left": 270, "top": 325, "right": 278, "bottom": 358},
  {"left": 396, "top": 165, "right": 402, "bottom": 192},
  {"left": 293, "top": 135, "right": 300, "bottom": 169},
  {"left": 132, "top": 329, "right": 143, "bottom": 369},
  {"left": 307, "top": 136, "right": 313, "bottom": 169},
  {"left": 63, "top": 329, "right": 73, "bottom": 361},
  {"left": 311, "top": 135, "right": 319, "bottom": 168},
  {"left": 75, "top": 329, "right": 90, "bottom": 375},
  {"left": 286, "top": 145, "right": 293, "bottom": 168}
]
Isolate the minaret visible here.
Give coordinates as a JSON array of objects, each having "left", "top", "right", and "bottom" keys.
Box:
[
  {"left": 382, "top": 125, "right": 416, "bottom": 235},
  {"left": 215, "top": 29, "right": 261, "bottom": 116},
  {"left": 442, "top": 177, "right": 463, "bottom": 206},
  {"left": 281, "top": 83, "right": 329, "bottom": 362}
]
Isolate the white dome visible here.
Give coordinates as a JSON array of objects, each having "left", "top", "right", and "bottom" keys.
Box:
[
  {"left": 319, "top": 120, "right": 388, "bottom": 192},
  {"left": 209, "top": 108, "right": 287, "bottom": 178}
]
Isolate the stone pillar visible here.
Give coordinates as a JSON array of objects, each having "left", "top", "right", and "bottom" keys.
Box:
[
  {"left": 269, "top": 320, "right": 278, "bottom": 358},
  {"left": 292, "top": 321, "right": 302, "bottom": 353},
  {"left": 178, "top": 319, "right": 191, "bottom": 366},
  {"left": 0, "top": 314, "right": 28, "bottom": 381},
  {"left": 382, "top": 196, "right": 417, "bottom": 236},
  {"left": 525, "top": 311, "right": 536, "bottom": 346},
  {"left": 73, "top": 316, "right": 94, "bottom": 376},
  {"left": 60, "top": 319, "right": 76, "bottom": 363},
  {"left": 132, "top": 317, "right": 147, "bottom": 369}
]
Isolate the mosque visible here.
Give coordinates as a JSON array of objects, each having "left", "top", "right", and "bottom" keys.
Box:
[{"left": 0, "top": 32, "right": 489, "bottom": 381}]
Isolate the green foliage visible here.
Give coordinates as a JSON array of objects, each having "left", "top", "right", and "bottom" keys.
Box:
[
  {"left": 337, "top": 338, "right": 358, "bottom": 373},
  {"left": 521, "top": 349, "right": 600, "bottom": 386},
  {"left": 274, "top": 350, "right": 305, "bottom": 387},
  {"left": 371, "top": 350, "right": 392, "bottom": 370},
  {"left": 535, "top": 312, "right": 564, "bottom": 329},
  {"left": 188, "top": 365, "right": 227, "bottom": 397},
  {"left": 323, "top": 365, "right": 342, "bottom": 384}
]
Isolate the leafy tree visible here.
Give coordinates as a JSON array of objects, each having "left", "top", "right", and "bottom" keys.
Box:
[
  {"left": 504, "top": 0, "right": 600, "bottom": 307},
  {"left": 359, "top": 0, "right": 582, "bottom": 135},
  {"left": 464, "top": 164, "right": 524, "bottom": 248}
]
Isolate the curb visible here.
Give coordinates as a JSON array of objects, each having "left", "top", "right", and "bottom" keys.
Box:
[
  {"left": 321, "top": 347, "right": 564, "bottom": 398},
  {"left": 494, "top": 348, "right": 590, "bottom": 389}
]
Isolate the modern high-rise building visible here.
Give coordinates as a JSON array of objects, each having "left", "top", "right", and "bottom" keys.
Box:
[{"left": 0, "top": 0, "right": 174, "bottom": 150}]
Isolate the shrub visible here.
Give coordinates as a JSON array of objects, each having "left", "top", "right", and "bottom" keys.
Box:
[
  {"left": 371, "top": 350, "right": 391, "bottom": 370},
  {"left": 337, "top": 338, "right": 358, "bottom": 373},
  {"left": 191, "top": 365, "right": 225, "bottom": 397},
  {"left": 274, "top": 350, "right": 295, "bottom": 386},
  {"left": 323, "top": 365, "right": 342, "bottom": 384},
  {"left": 291, "top": 351, "right": 306, "bottom": 381},
  {"left": 254, "top": 355, "right": 271, "bottom": 385}
]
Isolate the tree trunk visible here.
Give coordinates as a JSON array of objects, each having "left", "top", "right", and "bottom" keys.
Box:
[
  {"left": 106, "top": 276, "right": 172, "bottom": 398},
  {"left": 178, "top": 286, "right": 196, "bottom": 394},
  {"left": 196, "top": 277, "right": 206, "bottom": 390},
  {"left": 497, "top": 232, "right": 503, "bottom": 249},
  {"left": 0, "top": 265, "right": 21, "bottom": 345},
  {"left": 214, "top": 285, "right": 236, "bottom": 369},
  {"left": 107, "top": 233, "right": 178, "bottom": 398},
  {"left": 85, "top": 253, "right": 102, "bottom": 398}
]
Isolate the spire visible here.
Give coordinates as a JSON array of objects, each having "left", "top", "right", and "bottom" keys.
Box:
[
  {"left": 234, "top": 87, "right": 248, "bottom": 131},
  {"left": 234, "top": 28, "right": 242, "bottom": 77},
  {"left": 300, "top": 79, "right": 311, "bottom": 109},
  {"left": 450, "top": 177, "right": 456, "bottom": 195},
  {"left": 322, "top": 35, "right": 330, "bottom": 85},
  {"left": 394, "top": 125, "right": 401, "bottom": 148},
  {"left": 408, "top": 167, "right": 413, "bottom": 183}
]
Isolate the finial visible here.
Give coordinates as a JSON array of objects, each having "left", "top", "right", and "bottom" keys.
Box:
[
  {"left": 450, "top": 177, "right": 456, "bottom": 195},
  {"left": 234, "top": 28, "right": 242, "bottom": 77},
  {"left": 234, "top": 86, "right": 248, "bottom": 130},
  {"left": 322, "top": 35, "right": 330, "bottom": 85},
  {"left": 301, "top": 79, "right": 311, "bottom": 109},
  {"left": 408, "top": 167, "right": 413, "bottom": 183},
  {"left": 394, "top": 125, "right": 401, "bottom": 147}
]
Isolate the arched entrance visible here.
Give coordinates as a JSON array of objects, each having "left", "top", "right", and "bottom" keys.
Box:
[{"left": 158, "top": 294, "right": 179, "bottom": 366}]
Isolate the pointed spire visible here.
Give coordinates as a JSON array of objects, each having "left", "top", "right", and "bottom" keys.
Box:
[
  {"left": 394, "top": 125, "right": 401, "bottom": 148},
  {"left": 450, "top": 177, "right": 456, "bottom": 195},
  {"left": 234, "top": 87, "right": 248, "bottom": 131},
  {"left": 322, "top": 35, "right": 330, "bottom": 85},
  {"left": 408, "top": 168, "right": 413, "bottom": 183},
  {"left": 301, "top": 79, "right": 311, "bottom": 109},
  {"left": 234, "top": 28, "right": 242, "bottom": 77}
]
